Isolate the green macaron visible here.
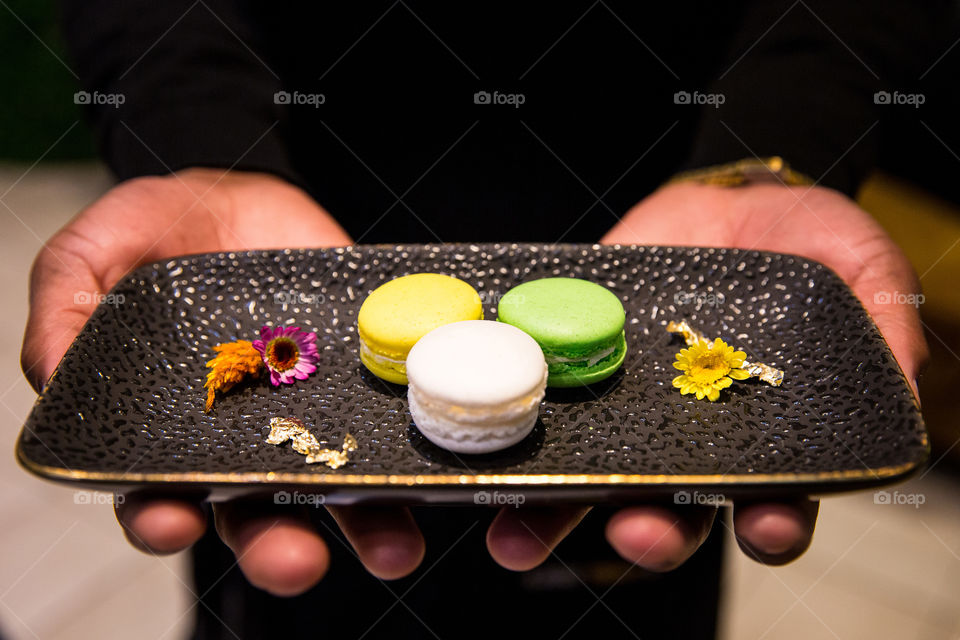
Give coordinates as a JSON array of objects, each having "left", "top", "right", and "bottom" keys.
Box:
[{"left": 497, "top": 277, "right": 626, "bottom": 387}]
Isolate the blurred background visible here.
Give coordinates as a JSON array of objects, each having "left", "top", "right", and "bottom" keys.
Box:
[{"left": 0, "top": 2, "right": 958, "bottom": 639}]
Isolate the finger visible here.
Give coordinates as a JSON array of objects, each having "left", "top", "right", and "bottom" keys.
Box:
[
  {"left": 732, "top": 499, "right": 819, "bottom": 565},
  {"left": 115, "top": 493, "right": 207, "bottom": 555},
  {"left": 605, "top": 505, "right": 717, "bottom": 572},
  {"left": 208, "top": 169, "right": 354, "bottom": 247},
  {"left": 486, "top": 506, "right": 591, "bottom": 571},
  {"left": 871, "top": 307, "right": 927, "bottom": 402},
  {"left": 852, "top": 249, "right": 929, "bottom": 400},
  {"left": 21, "top": 239, "right": 103, "bottom": 392},
  {"left": 214, "top": 500, "right": 330, "bottom": 597},
  {"left": 326, "top": 506, "right": 425, "bottom": 580}
]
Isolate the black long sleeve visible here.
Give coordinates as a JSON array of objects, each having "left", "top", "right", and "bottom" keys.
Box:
[
  {"left": 60, "top": 2, "right": 956, "bottom": 237},
  {"left": 61, "top": 0, "right": 299, "bottom": 184},
  {"left": 682, "top": 0, "right": 954, "bottom": 194}
]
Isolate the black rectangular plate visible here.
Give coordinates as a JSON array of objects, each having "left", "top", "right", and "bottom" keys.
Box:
[{"left": 17, "top": 244, "right": 927, "bottom": 504}]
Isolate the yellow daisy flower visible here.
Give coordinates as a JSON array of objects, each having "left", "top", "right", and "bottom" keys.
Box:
[{"left": 672, "top": 337, "right": 750, "bottom": 401}]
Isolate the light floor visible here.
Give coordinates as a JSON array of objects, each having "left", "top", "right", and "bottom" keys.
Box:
[{"left": 0, "top": 163, "right": 957, "bottom": 639}]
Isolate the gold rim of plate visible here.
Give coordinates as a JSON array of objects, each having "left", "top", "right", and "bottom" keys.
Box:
[{"left": 17, "top": 439, "right": 924, "bottom": 487}]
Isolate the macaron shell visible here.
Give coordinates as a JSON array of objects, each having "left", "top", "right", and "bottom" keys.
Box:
[
  {"left": 405, "top": 320, "right": 547, "bottom": 407},
  {"left": 497, "top": 277, "right": 625, "bottom": 355},
  {"left": 546, "top": 331, "right": 627, "bottom": 387},
  {"left": 357, "top": 273, "right": 483, "bottom": 360},
  {"left": 406, "top": 320, "right": 547, "bottom": 453}
]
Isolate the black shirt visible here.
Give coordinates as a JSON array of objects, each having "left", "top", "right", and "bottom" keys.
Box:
[
  {"left": 59, "top": 2, "right": 953, "bottom": 638},
  {"left": 63, "top": 2, "right": 952, "bottom": 226}
]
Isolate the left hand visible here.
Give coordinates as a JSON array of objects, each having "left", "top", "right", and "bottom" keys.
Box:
[{"left": 484, "top": 181, "right": 928, "bottom": 571}]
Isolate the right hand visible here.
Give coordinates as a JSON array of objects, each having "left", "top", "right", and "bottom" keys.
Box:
[{"left": 21, "top": 168, "right": 426, "bottom": 595}]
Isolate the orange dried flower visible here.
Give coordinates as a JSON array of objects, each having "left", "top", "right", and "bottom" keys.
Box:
[{"left": 204, "top": 340, "right": 263, "bottom": 411}]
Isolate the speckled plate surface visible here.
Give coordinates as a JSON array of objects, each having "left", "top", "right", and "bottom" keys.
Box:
[{"left": 17, "top": 244, "right": 927, "bottom": 504}]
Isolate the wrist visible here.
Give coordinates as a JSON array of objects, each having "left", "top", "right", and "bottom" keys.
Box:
[
  {"left": 110, "top": 167, "right": 353, "bottom": 246},
  {"left": 669, "top": 157, "right": 814, "bottom": 188}
]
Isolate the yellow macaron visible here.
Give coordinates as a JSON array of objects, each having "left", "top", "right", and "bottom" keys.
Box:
[{"left": 357, "top": 273, "right": 483, "bottom": 384}]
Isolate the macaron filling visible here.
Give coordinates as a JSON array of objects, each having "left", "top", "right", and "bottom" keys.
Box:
[
  {"left": 541, "top": 333, "right": 624, "bottom": 372},
  {"left": 409, "top": 383, "right": 543, "bottom": 433},
  {"left": 408, "top": 379, "right": 545, "bottom": 424},
  {"left": 360, "top": 341, "right": 407, "bottom": 376},
  {"left": 358, "top": 341, "right": 407, "bottom": 369}
]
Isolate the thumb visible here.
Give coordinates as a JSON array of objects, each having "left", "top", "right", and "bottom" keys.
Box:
[
  {"left": 21, "top": 239, "right": 103, "bottom": 393},
  {"left": 848, "top": 249, "right": 929, "bottom": 402}
]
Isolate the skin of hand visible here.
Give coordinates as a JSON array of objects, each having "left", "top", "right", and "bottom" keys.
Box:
[
  {"left": 22, "top": 173, "right": 928, "bottom": 596},
  {"left": 21, "top": 168, "right": 425, "bottom": 596},
  {"left": 485, "top": 181, "right": 928, "bottom": 572}
]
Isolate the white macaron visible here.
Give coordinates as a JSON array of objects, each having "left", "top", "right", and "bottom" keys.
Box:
[{"left": 406, "top": 320, "right": 548, "bottom": 454}]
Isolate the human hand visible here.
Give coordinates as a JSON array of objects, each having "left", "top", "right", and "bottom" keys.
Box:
[
  {"left": 483, "top": 181, "right": 928, "bottom": 572},
  {"left": 21, "top": 168, "right": 425, "bottom": 595}
]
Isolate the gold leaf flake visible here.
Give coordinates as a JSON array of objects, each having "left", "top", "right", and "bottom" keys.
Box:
[{"left": 266, "top": 418, "right": 357, "bottom": 469}]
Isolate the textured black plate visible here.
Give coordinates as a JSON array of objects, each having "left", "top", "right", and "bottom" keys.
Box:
[{"left": 18, "top": 244, "right": 927, "bottom": 504}]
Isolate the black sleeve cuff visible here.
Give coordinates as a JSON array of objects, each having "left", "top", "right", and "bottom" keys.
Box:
[
  {"left": 679, "top": 0, "right": 953, "bottom": 197},
  {"left": 106, "top": 105, "right": 302, "bottom": 187}
]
